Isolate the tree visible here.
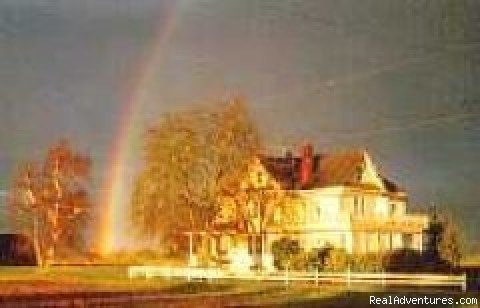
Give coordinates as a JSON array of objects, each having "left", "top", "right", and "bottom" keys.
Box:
[
  {"left": 8, "top": 140, "right": 91, "bottom": 266},
  {"left": 217, "top": 160, "right": 291, "bottom": 265},
  {"left": 427, "top": 210, "right": 463, "bottom": 268},
  {"left": 130, "top": 98, "right": 261, "bottom": 250}
]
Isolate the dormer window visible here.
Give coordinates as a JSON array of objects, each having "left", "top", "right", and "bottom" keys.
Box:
[{"left": 257, "top": 171, "right": 263, "bottom": 185}]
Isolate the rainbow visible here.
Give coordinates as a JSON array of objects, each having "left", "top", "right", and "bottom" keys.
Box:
[{"left": 95, "top": 3, "right": 179, "bottom": 255}]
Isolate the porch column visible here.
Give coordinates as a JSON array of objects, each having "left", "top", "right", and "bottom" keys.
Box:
[
  {"left": 261, "top": 232, "right": 266, "bottom": 267},
  {"left": 418, "top": 232, "right": 423, "bottom": 253},
  {"left": 188, "top": 232, "right": 193, "bottom": 266}
]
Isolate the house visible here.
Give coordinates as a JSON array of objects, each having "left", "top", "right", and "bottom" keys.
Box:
[
  {"left": 213, "top": 144, "right": 429, "bottom": 270},
  {"left": 0, "top": 233, "right": 37, "bottom": 266}
]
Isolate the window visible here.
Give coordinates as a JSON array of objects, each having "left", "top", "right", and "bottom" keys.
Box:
[
  {"left": 389, "top": 203, "right": 396, "bottom": 216},
  {"left": 316, "top": 206, "right": 322, "bottom": 220},
  {"left": 273, "top": 207, "right": 282, "bottom": 223},
  {"left": 361, "top": 197, "right": 366, "bottom": 216},
  {"left": 353, "top": 196, "right": 366, "bottom": 216},
  {"left": 341, "top": 234, "right": 346, "bottom": 248},
  {"left": 316, "top": 238, "right": 324, "bottom": 247},
  {"left": 257, "top": 171, "right": 263, "bottom": 185},
  {"left": 219, "top": 236, "right": 231, "bottom": 254},
  {"left": 353, "top": 196, "right": 358, "bottom": 214},
  {"left": 403, "top": 234, "right": 413, "bottom": 250}
]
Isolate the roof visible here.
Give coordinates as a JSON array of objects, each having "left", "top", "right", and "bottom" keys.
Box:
[
  {"left": 260, "top": 149, "right": 404, "bottom": 193},
  {"left": 315, "top": 150, "right": 365, "bottom": 187}
]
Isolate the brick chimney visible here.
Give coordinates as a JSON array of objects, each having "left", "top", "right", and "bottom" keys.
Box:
[{"left": 300, "top": 142, "right": 313, "bottom": 187}]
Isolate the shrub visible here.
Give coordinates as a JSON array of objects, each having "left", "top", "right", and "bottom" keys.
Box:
[
  {"left": 350, "top": 253, "right": 384, "bottom": 272},
  {"left": 383, "top": 249, "right": 451, "bottom": 272},
  {"left": 323, "top": 248, "right": 349, "bottom": 272},
  {"left": 289, "top": 251, "right": 310, "bottom": 270},
  {"left": 307, "top": 245, "right": 349, "bottom": 272},
  {"left": 271, "top": 237, "right": 301, "bottom": 270}
]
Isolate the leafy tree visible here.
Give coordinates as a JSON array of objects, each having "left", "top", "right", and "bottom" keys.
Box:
[
  {"left": 8, "top": 140, "right": 91, "bottom": 266},
  {"left": 130, "top": 98, "right": 261, "bottom": 250},
  {"left": 216, "top": 159, "right": 290, "bottom": 265},
  {"left": 426, "top": 210, "right": 463, "bottom": 267}
]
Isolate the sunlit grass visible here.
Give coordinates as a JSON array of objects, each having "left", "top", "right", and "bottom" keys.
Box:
[
  {"left": 0, "top": 266, "right": 478, "bottom": 307},
  {"left": 0, "top": 266, "right": 177, "bottom": 294},
  {"left": 0, "top": 265, "right": 346, "bottom": 301},
  {"left": 461, "top": 254, "right": 480, "bottom": 266},
  {"left": 0, "top": 266, "right": 282, "bottom": 295}
]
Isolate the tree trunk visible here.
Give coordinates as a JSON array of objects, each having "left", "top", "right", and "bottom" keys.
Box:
[
  {"left": 44, "top": 204, "right": 59, "bottom": 267},
  {"left": 32, "top": 217, "right": 44, "bottom": 267},
  {"left": 188, "top": 207, "right": 196, "bottom": 231}
]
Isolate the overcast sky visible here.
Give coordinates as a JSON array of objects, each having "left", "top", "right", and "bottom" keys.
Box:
[{"left": 0, "top": 0, "right": 479, "bottom": 246}]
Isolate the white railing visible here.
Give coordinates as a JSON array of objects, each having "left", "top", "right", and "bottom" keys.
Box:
[{"left": 127, "top": 266, "right": 467, "bottom": 290}]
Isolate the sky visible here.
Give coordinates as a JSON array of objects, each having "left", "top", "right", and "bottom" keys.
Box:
[{"left": 0, "top": 0, "right": 479, "bottom": 248}]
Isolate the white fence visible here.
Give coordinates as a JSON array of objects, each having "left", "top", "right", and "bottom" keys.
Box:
[{"left": 127, "top": 266, "right": 467, "bottom": 290}]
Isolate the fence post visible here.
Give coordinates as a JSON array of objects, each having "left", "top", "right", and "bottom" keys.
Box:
[
  {"left": 285, "top": 265, "right": 289, "bottom": 287},
  {"left": 187, "top": 231, "right": 193, "bottom": 282},
  {"left": 346, "top": 265, "right": 351, "bottom": 289},
  {"left": 462, "top": 272, "right": 467, "bottom": 292},
  {"left": 207, "top": 268, "right": 212, "bottom": 283},
  {"left": 382, "top": 269, "right": 386, "bottom": 288}
]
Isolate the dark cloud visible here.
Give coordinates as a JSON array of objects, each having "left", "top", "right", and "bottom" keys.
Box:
[{"left": 0, "top": 0, "right": 479, "bottom": 246}]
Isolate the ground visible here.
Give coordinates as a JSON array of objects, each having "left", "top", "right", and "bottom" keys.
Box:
[{"left": 0, "top": 266, "right": 478, "bottom": 307}]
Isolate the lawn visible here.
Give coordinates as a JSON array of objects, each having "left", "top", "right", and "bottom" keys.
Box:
[
  {"left": 0, "top": 266, "right": 478, "bottom": 307},
  {"left": 0, "top": 265, "right": 284, "bottom": 296}
]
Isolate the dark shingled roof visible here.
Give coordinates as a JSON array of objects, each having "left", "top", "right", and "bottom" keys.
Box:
[{"left": 260, "top": 150, "right": 404, "bottom": 193}]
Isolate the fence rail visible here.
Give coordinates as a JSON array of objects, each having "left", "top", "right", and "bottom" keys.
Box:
[{"left": 127, "top": 266, "right": 467, "bottom": 290}]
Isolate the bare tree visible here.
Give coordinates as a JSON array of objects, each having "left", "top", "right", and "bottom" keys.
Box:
[{"left": 8, "top": 140, "right": 91, "bottom": 266}]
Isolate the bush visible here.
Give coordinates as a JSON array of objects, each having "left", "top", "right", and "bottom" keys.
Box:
[
  {"left": 350, "top": 253, "right": 384, "bottom": 272},
  {"left": 347, "top": 250, "right": 452, "bottom": 273},
  {"left": 289, "top": 251, "right": 310, "bottom": 270},
  {"left": 383, "top": 249, "right": 451, "bottom": 272},
  {"left": 270, "top": 242, "right": 352, "bottom": 272},
  {"left": 271, "top": 237, "right": 301, "bottom": 270},
  {"left": 307, "top": 246, "right": 349, "bottom": 272},
  {"left": 323, "top": 248, "right": 349, "bottom": 272}
]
